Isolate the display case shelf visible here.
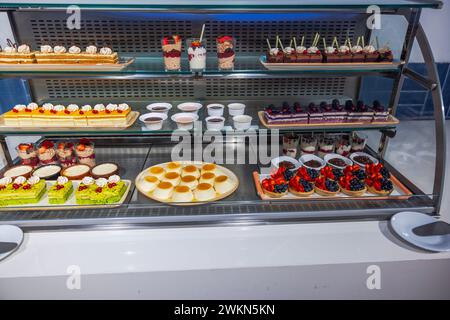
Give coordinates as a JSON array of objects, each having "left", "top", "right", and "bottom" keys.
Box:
[{"left": 0, "top": 56, "right": 402, "bottom": 79}]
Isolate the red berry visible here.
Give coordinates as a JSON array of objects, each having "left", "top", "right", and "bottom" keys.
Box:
[
  {"left": 95, "top": 187, "right": 103, "bottom": 193},
  {"left": 106, "top": 110, "right": 111, "bottom": 114},
  {"left": 39, "top": 109, "right": 44, "bottom": 113},
  {"left": 25, "top": 109, "right": 32, "bottom": 113},
  {"left": 78, "top": 185, "right": 88, "bottom": 191},
  {"left": 93, "top": 110, "right": 99, "bottom": 114},
  {"left": 12, "top": 183, "right": 20, "bottom": 189},
  {"left": 22, "top": 184, "right": 31, "bottom": 190},
  {"left": 64, "top": 110, "right": 70, "bottom": 114},
  {"left": 117, "top": 110, "right": 123, "bottom": 114},
  {"left": 56, "top": 184, "right": 64, "bottom": 190},
  {"left": 108, "top": 182, "right": 116, "bottom": 188},
  {"left": 79, "top": 111, "right": 84, "bottom": 115}
]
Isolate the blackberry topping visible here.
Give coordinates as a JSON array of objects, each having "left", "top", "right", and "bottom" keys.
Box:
[
  {"left": 373, "top": 100, "right": 381, "bottom": 108},
  {"left": 325, "top": 179, "right": 339, "bottom": 192},
  {"left": 379, "top": 167, "right": 390, "bottom": 179},
  {"left": 354, "top": 169, "right": 366, "bottom": 181},
  {"left": 332, "top": 168, "right": 344, "bottom": 180},
  {"left": 283, "top": 169, "right": 295, "bottom": 181},
  {"left": 349, "top": 177, "right": 365, "bottom": 191},
  {"left": 300, "top": 178, "right": 313, "bottom": 192},
  {"left": 307, "top": 168, "right": 319, "bottom": 179},
  {"left": 380, "top": 177, "right": 393, "bottom": 191},
  {"left": 320, "top": 101, "right": 327, "bottom": 109}
]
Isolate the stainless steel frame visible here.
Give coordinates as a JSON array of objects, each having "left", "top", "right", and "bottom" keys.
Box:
[{"left": 0, "top": 2, "right": 445, "bottom": 230}]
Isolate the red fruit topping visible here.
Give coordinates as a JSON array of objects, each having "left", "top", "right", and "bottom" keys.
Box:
[
  {"left": 25, "top": 109, "right": 32, "bottom": 112},
  {"left": 173, "top": 35, "right": 181, "bottom": 42},
  {"left": 39, "top": 109, "right": 44, "bottom": 113},
  {"left": 56, "top": 184, "right": 64, "bottom": 190},
  {"left": 191, "top": 41, "right": 202, "bottom": 47},
  {"left": 162, "top": 37, "right": 170, "bottom": 45},
  {"left": 50, "top": 110, "right": 57, "bottom": 114},
  {"left": 95, "top": 187, "right": 103, "bottom": 193},
  {"left": 117, "top": 110, "right": 123, "bottom": 114},
  {"left": 92, "top": 110, "right": 99, "bottom": 114},
  {"left": 0, "top": 185, "right": 5, "bottom": 190},
  {"left": 78, "top": 185, "right": 88, "bottom": 191},
  {"left": 18, "top": 143, "right": 31, "bottom": 151},
  {"left": 64, "top": 110, "right": 70, "bottom": 114},
  {"left": 12, "top": 183, "right": 20, "bottom": 190},
  {"left": 105, "top": 110, "right": 111, "bottom": 114},
  {"left": 40, "top": 140, "right": 54, "bottom": 149},
  {"left": 108, "top": 182, "right": 117, "bottom": 188},
  {"left": 22, "top": 184, "right": 31, "bottom": 190},
  {"left": 217, "top": 35, "right": 233, "bottom": 43},
  {"left": 79, "top": 111, "right": 84, "bottom": 115}
]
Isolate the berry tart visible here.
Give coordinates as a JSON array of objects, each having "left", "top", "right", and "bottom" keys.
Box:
[
  {"left": 314, "top": 176, "right": 340, "bottom": 196},
  {"left": 261, "top": 168, "right": 289, "bottom": 198},
  {"left": 288, "top": 175, "right": 314, "bottom": 197},
  {"left": 365, "top": 163, "right": 394, "bottom": 195},
  {"left": 339, "top": 167, "right": 367, "bottom": 196},
  {"left": 296, "top": 166, "right": 320, "bottom": 184},
  {"left": 343, "top": 164, "right": 366, "bottom": 181},
  {"left": 320, "top": 166, "right": 344, "bottom": 181}
]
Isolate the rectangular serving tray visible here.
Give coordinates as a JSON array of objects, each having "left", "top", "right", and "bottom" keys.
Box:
[
  {"left": 258, "top": 111, "right": 399, "bottom": 130},
  {"left": 0, "top": 57, "right": 134, "bottom": 72},
  {"left": 259, "top": 55, "right": 401, "bottom": 71},
  {"left": 0, "top": 179, "right": 131, "bottom": 211},
  {"left": 253, "top": 171, "right": 412, "bottom": 201}
]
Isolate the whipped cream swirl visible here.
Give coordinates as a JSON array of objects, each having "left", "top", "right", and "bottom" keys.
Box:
[
  {"left": 108, "top": 175, "right": 121, "bottom": 184},
  {"left": 95, "top": 178, "right": 108, "bottom": 187},
  {"left": 94, "top": 104, "right": 105, "bottom": 112},
  {"left": 57, "top": 176, "right": 68, "bottom": 185},
  {"left": 18, "top": 44, "right": 31, "bottom": 54},
  {"left": 81, "top": 105, "right": 92, "bottom": 112},
  {"left": 14, "top": 176, "right": 27, "bottom": 185},
  {"left": 0, "top": 177, "right": 12, "bottom": 186},
  {"left": 85, "top": 45, "right": 97, "bottom": 54},
  {"left": 42, "top": 103, "right": 54, "bottom": 111},
  {"left": 69, "top": 46, "right": 81, "bottom": 54},
  {"left": 99, "top": 47, "right": 112, "bottom": 55},
  {"left": 53, "top": 46, "right": 67, "bottom": 54},
  {"left": 13, "top": 104, "right": 26, "bottom": 111},
  {"left": 67, "top": 104, "right": 79, "bottom": 112},
  {"left": 27, "top": 102, "right": 38, "bottom": 110},
  {"left": 53, "top": 105, "right": 66, "bottom": 112},
  {"left": 28, "top": 176, "right": 40, "bottom": 185},
  {"left": 40, "top": 45, "right": 53, "bottom": 53},
  {"left": 81, "top": 176, "right": 94, "bottom": 186},
  {"left": 106, "top": 104, "right": 118, "bottom": 112}
]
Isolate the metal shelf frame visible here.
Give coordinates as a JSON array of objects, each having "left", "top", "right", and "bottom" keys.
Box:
[{"left": 0, "top": 1, "right": 445, "bottom": 230}]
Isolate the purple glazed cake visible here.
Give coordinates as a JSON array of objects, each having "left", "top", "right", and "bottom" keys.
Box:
[
  {"left": 308, "top": 102, "right": 324, "bottom": 124},
  {"left": 264, "top": 102, "right": 308, "bottom": 125},
  {"left": 372, "top": 100, "right": 389, "bottom": 122},
  {"left": 347, "top": 100, "right": 374, "bottom": 123}
]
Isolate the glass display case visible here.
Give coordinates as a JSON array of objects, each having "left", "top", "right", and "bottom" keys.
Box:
[{"left": 0, "top": 0, "right": 445, "bottom": 230}]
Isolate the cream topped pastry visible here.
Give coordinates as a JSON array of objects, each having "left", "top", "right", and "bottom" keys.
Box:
[
  {"left": 69, "top": 46, "right": 81, "bottom": 54},
  {"left": 14, "top": 176, "right": 27, "bottom": 185},
  {"left": 295, "top": 46, "right": 307, "bottom": 53},
  {"left": 26, "top": 102, "right": 38, "bottom": 110},
  {"left": 118, "top": 103, "right": 129, "bottom": 111},
  {"left": 81, "top": 176, "right": 95, "bottom": 186},
  {"left": 269, "top": 48, "right": 279, "bottom": 56},
  {"left": 17, "top": 44, "right": 31, "bottom": 54},
  {"left": 95, "top": 178, "right": 108, "bottom": 187},
  {"left": 13, "top": 104, "right": 26, "bottom": 112},
  {"left": 351, "top": 45, "right": 363, "bottom": 53},
  {"left": 4, "top": 46, "right": 17, "bottom": 53},
  {"left": 325, "top": 46, "right": 336, "bottom": 54},
  {"left": 40, "top": 45, "right": 53, "bottom": 53},
  {"left": 57, "top": 176, "right": 68, "bottom": 185},
  {"left": 194, "top": 183, "right": 216, "bottom": 201},
  {"left": 99, "top": 47, "right": 113, "bottom": 55},
  {"left": 307, "top": 46, "right": 319, "bottom": 54},
  {"left": 28, "top": 176, "right": 41, "bottom": 185},
  {"left": 140, "top": 175, "right": 159, "bottom": 193},
  {"left": 339, "top": 45, "right": 350, "bottom": 53},
  {"left": 108, "top": 175, "right": 120, "bottom": 183},
  {"left": 148, "top": 166, "right": 165, "bottom": 180},
  {"left": 53, "top": 105, "right": 65, "bottom": 112},
  {"left": 94, "top": 104, "right": 106, "bottom": 112},
  {"left": 53, "top": 45, "right": 67, "bottom": 54},
  {"left": 42, "top": 103, "right": 54, "bottom": 111},
  {"left": 153, "top": 181, "right": 174, "bottom": 200},
  {"left": 363, "top": 45, "right": 376, "bottom": 53},
  {"left": 179, "top": 175, "right": 198, "bottom": 190},
  {"left": 283, "top": 46, "right": 294, "bottom": 54},
  {"left": 172, "top": 185, "right": 194, "bottom": 202},
  {"left": 66, "top": 104, "right": 79, "bottom": 112},
  {"left": 106, "top": 104, "right": 118, "bottom": 112},
  {"left": 85, "top": 45, "right": 98, "bottom": 54},
  {"left": 0, "top": 177, "right": 12, "bottom": 186},
  {"left": 81, "top": 105, "right": 92, "bottom": 112}
]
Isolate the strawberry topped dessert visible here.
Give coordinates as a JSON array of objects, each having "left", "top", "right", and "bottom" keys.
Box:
[
  {"left": 37, "top": 140, "right": 57, "bottom": 165},
  {"left": 314, "top": 176, "right": 340, "bottom": 196},
  {"left": 288, "top": 174, "right": 314, "bottom": 197},
  {"left": 365, "top": 163, "right": 394, "bottom": 195},
  {"left": 343, "top": 164, "right": 366, "bottom": 181},
  {"left": 339, "top": 165, "right": 367, "bottom": 196},
  {"left": 296, "top": 166, "right": 320, "bottom": 183},
  {"left": 162, "top": 35, "right": 182, "bottom": 71},
  {"left": 261, "top": 167, "right": 289, "bottom": 198},
  {"left": 16, "top": 143, "right": 39, "bottom": 167},
  {"left": 320, "top": 166, "right": 344, "bottom": 181},
  {"left": 216, "top": 36, "right": 235, "bottom": 70}
]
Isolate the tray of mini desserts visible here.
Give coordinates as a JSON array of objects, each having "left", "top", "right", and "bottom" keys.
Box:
[
  {"left": 261, "top": 34, "right": 398, "bottom": 70},
  {"left": 139, "top": 101, "right": 254, "bottom": 131},
  {"left": 135, "top": 161, "right": 239, "bottom": 205},
  {"left": 259, "top": 99, "right": 399, "bottom": 129},
  {"left": 0, "top": 39, "right": 133, "bottom": 71},
  {"left": 0, "top": 102, "right": 138, "bottom": 129},
  {"left": 253, "top": 132, "right": 412, "bottom": 201},
  {"left": 0, "top": 140, "right": 131, "bottom": 210}
]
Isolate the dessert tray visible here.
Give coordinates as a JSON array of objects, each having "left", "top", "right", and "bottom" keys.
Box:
[
  {"left": 0, "top": 57, "right": 135, "bottom": 72},
  {"left": 258, "top": 111, "right": 400, "bottom": 129},
  {"left": 0, "top": 179, "right": 131, "bottom": 211},
  {"left": 259, "top": 55, "right": 401, "bottom": 71},
  {"left": 135, "top": 161, "right": 239, "bottom": 206},
  {"left": 253, "top": 171, "right": 412, "bottom": 201},
  {"left": 0, "top": 111, "right": 139, "bottom": 129}
]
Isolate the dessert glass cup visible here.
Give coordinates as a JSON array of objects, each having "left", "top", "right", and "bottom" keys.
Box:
[
  {"left": 15, "top": 143, "right": 39, "bottom": 167},
  {"left": 171, "top": 113, "right": 199, "bottom": 130},
  {"left": 228, "top": 103, "right": 246, "bottom": 116},
  {"left": 56, "top": 142, "right": 76, "bottom": 168},
  {"left": 335, "top": 135, "right": 352, "bottom": 156},
  {"left": 216, "top": 36, "right": 235, "bottom": 70},
  {"left": 187, "top": 38, "right": 207, "bottom": 72},
  {"left": 300, "top": 135, "right": 317, "bottom": 156},
  {"left": 282, "top": 133, "right": 300, "bottom": 158},
  {"left": 233, "top": 115, "right": 252, "bottom": 130},
  {"left": 75, "top": 141, "right": 96, "bottom": 168},
  {"left": 37, "top": 142, "right": 58, "bottom": 165},
  {"left": 161, "top": 38, "right": 182, "bottom": 71},
  {"left": 351, "top": 133, "right": 368, "bottom": 152},
  {"left": 318, "top": 136, "right": 336, "bottom": 158}
]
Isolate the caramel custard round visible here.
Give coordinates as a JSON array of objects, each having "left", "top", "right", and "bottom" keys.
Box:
[
  {"left": 149, "top": 166, "right": 165, "bottom": 180},
  {"left": 166, "top": 162, "right": 182, "bottom": 173},
  {"left": 181, "top": 165, "right": 200, "bottom": 178},
  {"left": 163, "top": 172, "right": 181, "bottom": 186},
  {"left": 179, "top": 175, "right": 199, "bottom": 190},
  {"left": 199, "top": 172, "right": 215, "bottom": 185}
]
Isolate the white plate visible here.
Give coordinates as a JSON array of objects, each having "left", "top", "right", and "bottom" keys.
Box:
[
  {"left": 271, "top": 156, "right": 301, "bottom": 171},
  {"left": 0, "top": 225, "right": 23, "bottom": 262},
  {"left": 350, "top": 152, "right": 379, "bottom": 167},
  {"left": 390, "top": 211, "right": 450, "bottom": 252}
]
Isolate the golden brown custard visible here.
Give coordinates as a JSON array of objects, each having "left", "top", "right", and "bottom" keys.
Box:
[
  {"left": 158, "top": 181, "right": 173, "bottom": 189},
  {"left": 167, "top": 162, "right": 181, "bottom": 169},
  {"left": 145, "top": 176, "right": 158, "bottom": 183},
  {"left": 201, "top": 172, "right": 215, "bottom": 179},
  {"left": 149, "top": 166, "right": 164, "bottom": 174},
  {"left": 197, "top": 183, "right": 212, "bottom": 190},
  {"left": 215, "top": 175, "right": 228, "bottom": 183},
  {"left": 181, "top": 175, "right": 196, "bottom": 182},
  {"left": 183, "top": 165, "right": 197, "bottom": 172},
  {"left": 175, "top": 186, "right": 190, "bottom": 193},
  {"left": 202, "top": 163, "right": 216, "bottom": 171},
  {"left": 165, "top": 172, "right": 180, "bottom": 179}
]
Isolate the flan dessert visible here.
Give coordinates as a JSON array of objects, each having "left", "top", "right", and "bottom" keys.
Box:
[
  {"left": 61, "top": 164, "right": 91, "bottom": 180},
  {"left": 91, "top": 163, "right": 119, "bottom": 179},
  {"left": 162, "top": 172, "right": 181, "bottom": 186},
  {"left": 176, "top": 175, "right": 197, "bottom": 190},
  {"left": 166, "top": 162, "right": 182, "bottom": 174},
  {"left": 0, "top": 176, "right": 46, "bottom": 206},
  {"left": 193, "top": 183, "right": 216, "bottom": 201},
  {"left": 201, "top": 163, "right": 219, "bottom": 176},
  {"left": 172, "top": 185, "right": 194, "bottom": 203},
  {"left": 48, "top": 176, "right": 73, "bottom": 204},
  {"left": 148, "top": 166, "right": 165, "bottom": 180},
  {"left": 214, "top": 175, "right": 234, "bottom": 194},
  {"left": 199, "top": 172, "right": 215, "bottom": 185},
  {"left": 153, "top": 181, "right": 174, "bottom": 200},
  {"left": 181, "top": 165, "right": 200, "bottom": 179},
  {"left": 140, "top": 175, "right": 159, "bottom": 193}
]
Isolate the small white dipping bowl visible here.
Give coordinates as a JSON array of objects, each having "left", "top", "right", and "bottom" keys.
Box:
[
  {"left": 233, "top": 115, "right": 252, "bottom": 130},
  {"left": 324, "top": 153, "right": 353, "bottom": 170},
  {"left": 271, "top": 156, "right": 301, "bottom": 172},
  {"left": 350, "top": 152, "right": 379, "bottom": 168},
  {"left": 146, "top": 102, "right": 172, "bottom": 114},
  {"left": 206, "top": 103, "right": 225, "bottom": 117},
  {"left": 139, "top": 112, "right": 168, "bottom": 130},
  {"left": 228, "top": 103, "right": 246, "bottom": 116},
  {"left": 205, "top": 116, "right": 225, "bottom": 130},
  {"left": 177, "top": 102, "right": 203, "bottom": 114},
  {"left": 299, "top": 154, "right": 326, "bottom": 171},
  {"left": 171, "top": 112, "right": 199, "bottom": 130}
]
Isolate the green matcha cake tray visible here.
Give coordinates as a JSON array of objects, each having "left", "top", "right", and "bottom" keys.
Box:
[{"left": 0, "top": 176, "right": 131, "bottom": 211}]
